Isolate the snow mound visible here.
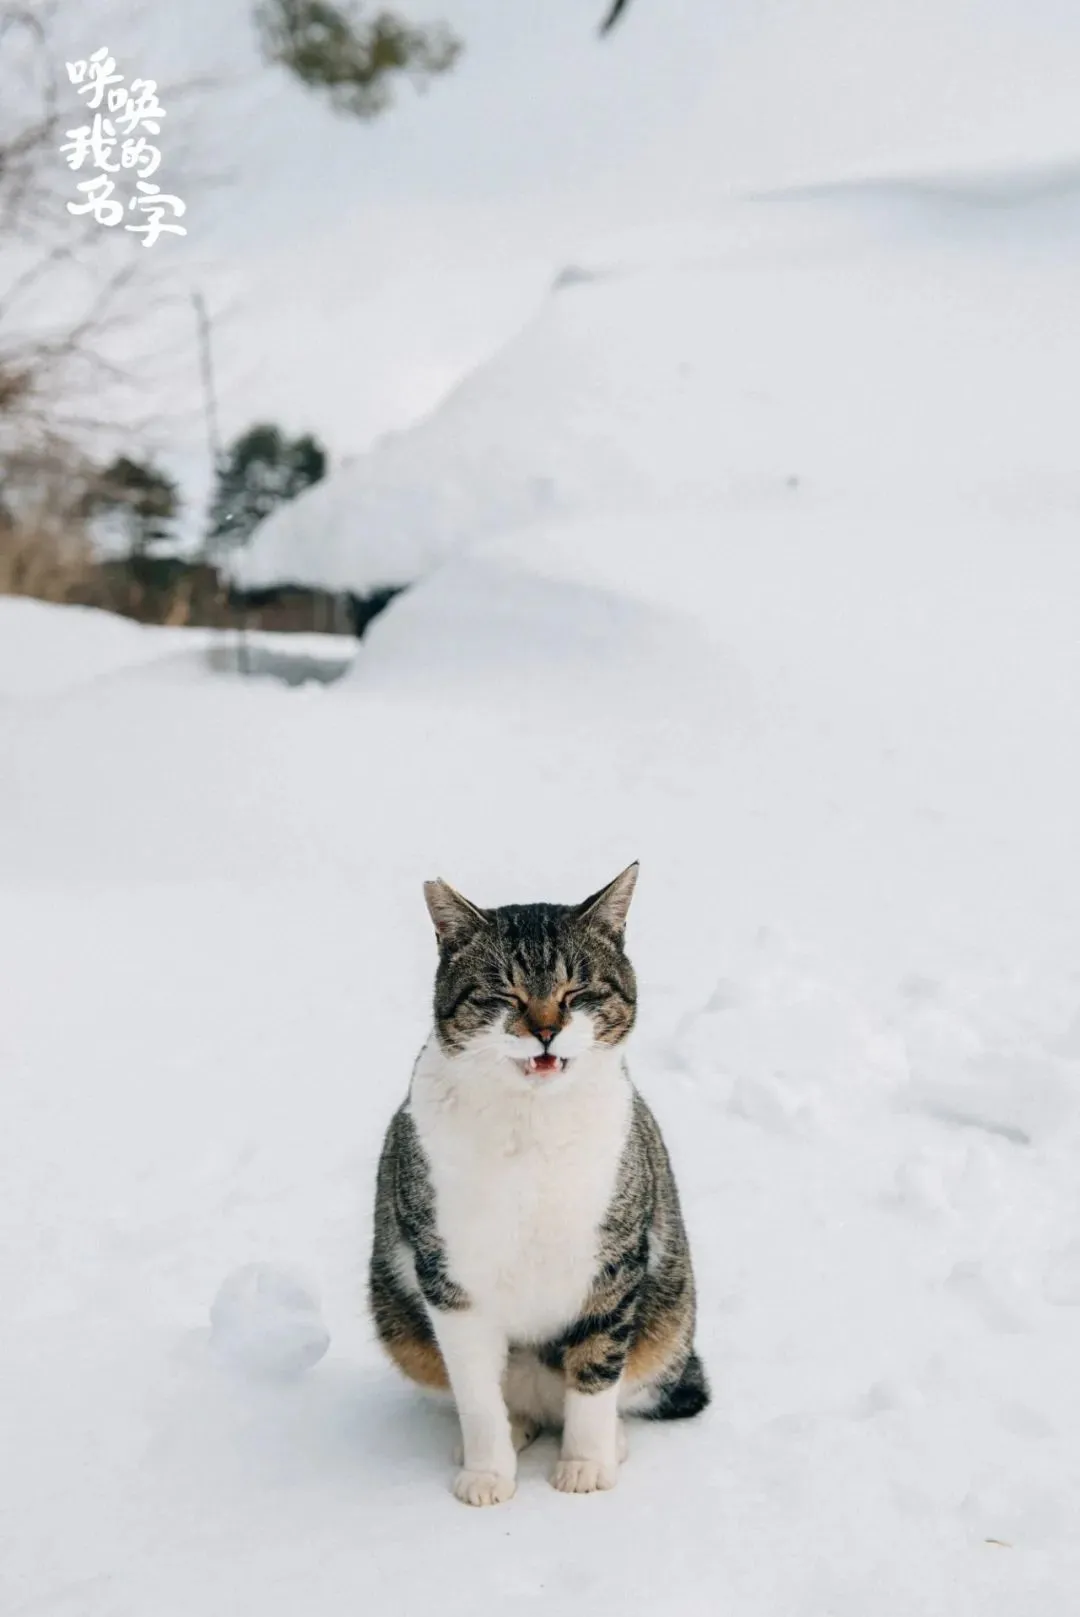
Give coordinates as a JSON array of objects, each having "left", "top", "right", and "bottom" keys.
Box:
[
  {"left": 0, "top": 598, "right": 180, "bottom": 697},
  {"left": 239, "top": 176, "right": 1080, "bottom": 595},
  {"left": 209, "top": 1264, "right": 330, "bottom": 1379},
  {"left": 352, "top": 535, "right": 750, "bottom": 758}
]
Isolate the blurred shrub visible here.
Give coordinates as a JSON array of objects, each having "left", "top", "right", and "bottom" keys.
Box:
[{"left": 255, "top": 0, "right": 462, "bottom": 120}]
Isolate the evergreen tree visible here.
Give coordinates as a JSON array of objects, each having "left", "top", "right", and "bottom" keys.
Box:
[
  {"left": 254, "top": 0, "right": 633, "bottom": 119},
  {"left": 255, "top": 0, "right": 461, "bottom": 120},
  {"left": 207, "top": 424, "right": 327, "bottom": 551},
  {"left": 84, "top": 456, "right": 180, "bottom": 556}
]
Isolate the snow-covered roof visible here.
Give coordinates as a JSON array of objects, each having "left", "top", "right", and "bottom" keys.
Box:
[{"left": 236, "top": 170, "right": 1080, "bottom": 596}]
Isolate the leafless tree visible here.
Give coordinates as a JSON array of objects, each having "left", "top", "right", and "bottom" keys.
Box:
[{"left": 0, "top": 1, "right": 218, "bottom": 588}]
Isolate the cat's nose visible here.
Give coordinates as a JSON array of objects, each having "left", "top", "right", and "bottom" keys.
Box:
[{"left": 524, "top": 997, "right": 561, "bottom": 1044}]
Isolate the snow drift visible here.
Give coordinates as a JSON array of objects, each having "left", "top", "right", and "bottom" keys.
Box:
[{"left": 239, "top": 170, "right": 1080, "bottom": 596}]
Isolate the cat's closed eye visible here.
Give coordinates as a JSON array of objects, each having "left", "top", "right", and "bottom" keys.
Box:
[{"left": 470, "top": 992, "right": 518, "bottom": 1012}]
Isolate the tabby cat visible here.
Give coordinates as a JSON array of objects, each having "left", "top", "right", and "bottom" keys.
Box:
[{"left": 369, "top": 863, "right": 708, "bottom": 1506}]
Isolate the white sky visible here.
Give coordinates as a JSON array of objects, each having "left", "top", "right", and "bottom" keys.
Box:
[{"left": 50, "top": 0, "right": 1080, "bottom": 528}]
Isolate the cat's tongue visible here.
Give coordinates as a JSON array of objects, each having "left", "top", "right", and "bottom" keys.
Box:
[{"left": 526, "top": 1054, "right": 564, "bottom": 1077}]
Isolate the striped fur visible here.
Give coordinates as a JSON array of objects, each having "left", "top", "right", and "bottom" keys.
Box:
[{"left": 369, "top": 865, "right": 708, "bottom": 1504}]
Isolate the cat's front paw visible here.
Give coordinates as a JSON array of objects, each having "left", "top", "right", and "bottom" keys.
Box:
[
  {"left": 452, "top": 1468, "right": 516, "bottom": 1507},
  {"left": 551, "top": 1458, "right": 619, "bottom": 1494}
]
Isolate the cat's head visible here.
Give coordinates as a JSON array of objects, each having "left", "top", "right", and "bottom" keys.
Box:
[{"left": 423, "top": 864, "right": 639, "bottom": 1080}]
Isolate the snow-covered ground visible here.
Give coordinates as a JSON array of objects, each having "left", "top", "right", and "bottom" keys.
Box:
[
  {"left": 0, "top": 601, "right": 357, "bottom": 699},
  {"left": 4, "top": 175, "right": 1080, "bottom": 1614}
]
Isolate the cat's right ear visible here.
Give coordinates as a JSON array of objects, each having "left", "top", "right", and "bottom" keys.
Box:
[{"left": 423, "top": 879, "right": 492, "bottom": 948}]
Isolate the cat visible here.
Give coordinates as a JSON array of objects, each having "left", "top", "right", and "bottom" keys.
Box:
[{"left": 369, "top": 863, "right": 708, "bottom": 1506}]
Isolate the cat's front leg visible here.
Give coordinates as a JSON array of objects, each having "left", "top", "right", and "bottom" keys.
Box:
[
  {"left": 551, "top": 1264, "right": 642, "bottom": 1493},
  {"left": 430, "top": 1310, "right": 516, "bottom": 1506},
  {"left": 553, "top": 1378, "right": 623, "bottom": 1494},
  {"left": 550, "top": 1285, "right": 641, "bottom": 1494}
]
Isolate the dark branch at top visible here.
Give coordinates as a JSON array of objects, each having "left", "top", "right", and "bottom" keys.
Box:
[{"left": 599, "top": 0, "right": 633, "bottom": 35}]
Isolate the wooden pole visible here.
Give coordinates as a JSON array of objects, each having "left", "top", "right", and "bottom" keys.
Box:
[{"left": 192, "top": 290, "right": 246, "bottom": 672}]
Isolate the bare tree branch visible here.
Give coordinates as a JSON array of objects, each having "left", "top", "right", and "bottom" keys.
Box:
[
  {"left": 599, "top": 0, "right": 633, "bottom": 35},
  {"left": 0, "top": 0, "right": 213, "bottom": 550}
]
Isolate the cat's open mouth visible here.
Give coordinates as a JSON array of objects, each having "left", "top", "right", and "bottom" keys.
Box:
[{"left": 520, "top": 1054, "right": 566, "bottom": 1078}]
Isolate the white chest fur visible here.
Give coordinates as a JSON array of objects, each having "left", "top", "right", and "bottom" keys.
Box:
[{"left": 408, "top": 1038, "right": 632, "bottom": 1344}]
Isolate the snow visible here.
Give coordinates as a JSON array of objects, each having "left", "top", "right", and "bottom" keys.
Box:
[
  {"left": 5, "top": 174, "right": 1080, "bottom": 1615},
  {"left": 0, "top": 598, "right": 186, "bottom": 697},
  {"left": 79, "top": 0, "right": 1080, "bottom": 528},
  {"left": 0, "top": 598, "right": 358, "bottom": 699},
  {"left": 210, "top": 1263, "right": 331, "bottom": 1378},
  {"left": 238, "top": 169, "right": 1080, "bottom": 594}
]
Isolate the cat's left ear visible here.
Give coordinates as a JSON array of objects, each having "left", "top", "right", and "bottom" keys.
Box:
[
  {"left": 574, "top": 862, "right": 639, "bottom": 938},
  {"left": 423, "top": 879, "right": 492, "bottom": 947}
]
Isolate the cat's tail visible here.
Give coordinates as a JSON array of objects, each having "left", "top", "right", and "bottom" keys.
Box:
[{"left": 644, "top": 1349, "right": 710, "bottom": 1421}]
